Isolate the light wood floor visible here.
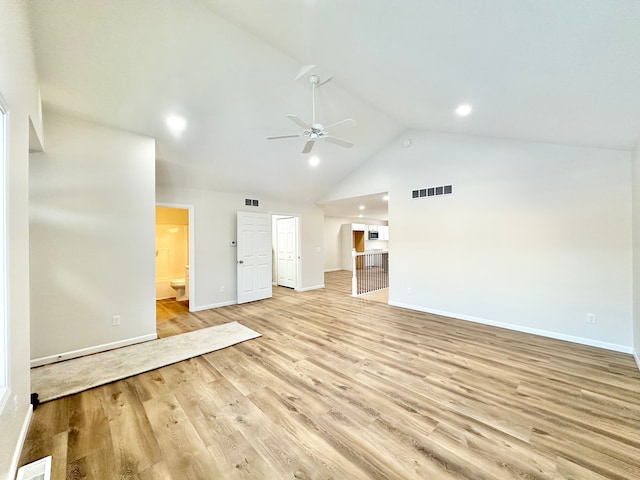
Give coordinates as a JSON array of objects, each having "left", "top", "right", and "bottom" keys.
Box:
[
  {"left": 359, "top": 287, "right": 389, "bottom": 304},
  {"left": 19, "top": 271, "right": 640, "bottom": 479}
]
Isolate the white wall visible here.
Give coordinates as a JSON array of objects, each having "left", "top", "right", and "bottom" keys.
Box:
[
  {"left": 156, "top": 187, "right": 325, "bottom": 309},
  {"left": 30, "top": 111, "right": 157, "bottom": 363},
  {"left": 323, "top": 131, "right": 633, "bottom": 352},
  {"left": 632, "top": 141, "right": 640, "bottom": 367},
  {"left": 0, "top": 1, "right": 43, "bottom": 478},
  {"left": 324, "top": 216, "right": 353, "bottom": 271}
]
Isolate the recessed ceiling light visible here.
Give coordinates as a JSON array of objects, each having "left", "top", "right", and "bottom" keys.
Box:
[
  {"left": 382, "top": 195, "right": 389, "bottom": 201},
  {"left": 359, "top": 205, "right": 365, "bottom": 210},
  {"left": 455, "top": 104, "right": 472, "bottom": 117},
  {"left": 166, "top": 115, "right": 187, "bottom": 135},
  {"left": 358, "top": 214, "right": 363, "bottom": 218},
  {"left": 309, "top": 155, "right": 320, "bottom": 167}
]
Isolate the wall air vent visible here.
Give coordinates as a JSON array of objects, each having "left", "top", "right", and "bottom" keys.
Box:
[
  {"left": 411, "top": 185, "right": 453, "bottom": 199},
  {"left": 244, "top": 199, "right": 260, "bottom": 207}
]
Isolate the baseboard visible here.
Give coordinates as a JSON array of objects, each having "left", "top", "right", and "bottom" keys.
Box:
[
  {"left": 297, "top": 284, "right": 325, "bottom": 292},
  {"left": 8, "top": 404, "right": 33, "bottom": 480},
  {"left": 324, "top": 268, "right": 343, "bottom": 273},
  {"left": 30, "top": 333, "right": 158, "bottom": 368},
  {"left": 388, "top": 301, "right": 633, "bottom": 354},
  {"left": 190, "top": 300, "right": 236, "bottom": 312},
  {"left": 634, "top": 350, "right": 640, "bottom": 372}
]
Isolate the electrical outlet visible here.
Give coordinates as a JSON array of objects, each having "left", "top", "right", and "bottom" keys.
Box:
[
  {"left": 112, "top": 315, "right": 121, "bottom": 326},
  {"left": 587, "top": 313, "right": 597, "bottom": 324},
  {"left": 220, "top": 286, "right": 225, "bottom": 293}
]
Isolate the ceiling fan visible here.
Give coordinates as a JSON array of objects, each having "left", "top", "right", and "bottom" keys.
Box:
[{"left": 267, "top": 74, "right": 356, "bottom": 154}]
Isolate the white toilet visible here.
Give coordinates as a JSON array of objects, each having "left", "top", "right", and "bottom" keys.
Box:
[{"left": 170, "top": 265, "right": 189, "bottom": 301}]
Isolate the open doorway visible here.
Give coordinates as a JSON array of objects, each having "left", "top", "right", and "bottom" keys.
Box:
[
  {"left": 318, "top": 192, "right": 389, "bottom": 303},
  {"left": 155, "top": 204, "right": 194, "bottom": 332},
  {"left": 272, "top": 214, "right": 300, "bottom": 290}
]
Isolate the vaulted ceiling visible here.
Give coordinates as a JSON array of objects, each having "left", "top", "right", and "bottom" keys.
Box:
[{"left": 27, "top": 0, "right": 640, "bottom": 209}]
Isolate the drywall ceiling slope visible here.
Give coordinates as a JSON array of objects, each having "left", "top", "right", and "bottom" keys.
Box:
[
  {"left": 319, "top": 192, "right": 390, "bottom": 221},
  {"left": 26, "top": 0, "right": 403, "bottom": 203},
  {"left": 206, "top": 0, "right": 640, "bottom": 151}
]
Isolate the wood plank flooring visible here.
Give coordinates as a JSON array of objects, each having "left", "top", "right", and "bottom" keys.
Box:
[
  {"left": 358, "top": 287, "right": 389, "bottom": 304},
  {"left": 19, "top": 271, "right": 640, "bottom": 479}
]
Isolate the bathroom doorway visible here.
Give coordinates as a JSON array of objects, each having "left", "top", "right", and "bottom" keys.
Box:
[{"left": 155, "top": 204, "right": 194, "bottom": 318}]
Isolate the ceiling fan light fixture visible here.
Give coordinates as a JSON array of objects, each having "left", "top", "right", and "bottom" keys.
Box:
[
  {"left": 455, "top": 104, "right": 472, "bottom": 117},
  {"left": 267, "top": 75, "right": 355, "bottom": 153},
  {"left": 166, "top": 114, "right": 187, "bottom": 135}
]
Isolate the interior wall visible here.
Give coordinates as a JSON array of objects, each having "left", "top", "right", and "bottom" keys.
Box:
[
  {"left": 156, "top": 186, "right": 325, "bottom": 309},
  {"left": 632, "top": 141, "right": 640, "bottom": 367},
  {"left": 324, "top": 216, "right": 352, "bottom": 271},
  {"left": 323, "top": 130, "right": 633, "bottom": 352},
  {"left": 0, "top": 1, "right": 43, "bottom": 477},
  {"left": 156, "top": 206, "right": 188, "bottom": 225},
  {"left": 29, "top": 110, "right": 157, "bottom": 362}
]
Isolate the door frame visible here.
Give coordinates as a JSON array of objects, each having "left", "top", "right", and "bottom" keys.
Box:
[
  {"left": 0, "top": 91, "right": 8, "bottom": 412},
  {"left": 271, "top": 213, "right": 301, "bottom": 291},
  {"left": 156, "top": 202, "right": 195, "bottom": 311}
]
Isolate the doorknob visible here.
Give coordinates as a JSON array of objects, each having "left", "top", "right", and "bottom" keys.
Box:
[{"left": 238, "top": 260, "right": 244, "bottom": 264}]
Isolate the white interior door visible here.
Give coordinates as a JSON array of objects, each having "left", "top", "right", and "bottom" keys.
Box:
[
  {"left": 237, "top": 211, "right": 272, "bottom": 304},
  {"left": 276, "top": 216, "right": 297, "bottom": 289}
]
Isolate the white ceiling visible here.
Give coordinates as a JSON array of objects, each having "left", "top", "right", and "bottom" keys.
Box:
[
  {"left": 320, "top": 192, "right": 390, "bottom": 222},
  {"left": 27, "top": 0, "right": 640, "bottom": 214}
]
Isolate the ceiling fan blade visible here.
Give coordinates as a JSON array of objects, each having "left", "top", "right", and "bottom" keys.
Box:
[
  {"left": 302, "top": 140, "right": 315, "bottom": 154},
  {"left": 317, "top": 76, "right": 334, "bottom": 87},
  {"left": 267, "top": 134, "right": 303, "bottom": 140},
  {"left": 285, "top": 114, "right": 310, "bottom": 129},
  {"left": 323, "top": 118, "right": 357, "bottom": 130},
  {"left": 325, "top": 136, "right": 353, "bottom": 148}
]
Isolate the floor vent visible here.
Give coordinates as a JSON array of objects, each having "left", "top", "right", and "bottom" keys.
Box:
[{"left": 16, "top": 456, "right": 51, "bottom": 480}]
